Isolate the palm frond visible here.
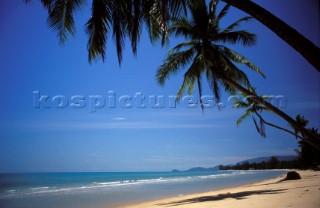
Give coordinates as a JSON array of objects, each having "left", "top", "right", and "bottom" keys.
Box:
[
  {"left": 176, "top": 59, "right": 201, "bottom": 100},
  {"left": 143, "top": 0, "right": 168, "bottom": 45},
  {"left": 112, "top": 0, "right": 126, "bottom": 64},
  {"left": 168, "top": 0, "right": 188, "bottom": 19},
  {"left": 233, "top": 99, "right": 249, "bottom": 108},
  {"left": 252, "top": 116, "right": 262, "bottom": 137},
  {"left": 156, "top": 47, "right": 196, "bottom": 85},
  {"left": 259, "top": 116, "right": 266, "bottom": 137},
  {"left": 206, "top": 67, "right": 221, "bottom": 103},
  {"left": 217, "top": 4, "right": 230, "bottom": 21},
  {"left": 220, "top": 55, "right": 252, "bottom": 89},
  {"left": 214, "top": 30, "right": 256, "bottom": 46},
  {"left": 85, "top": 0, "right": 111, "bottom": 63},
  {"left": 224, "top": 16, "right": 253, "bottom": 32},
  {"left": 169, "top": 17, "right": 193, "bottom": 39},
  {"left": 237, "top": 109, "right": 253, "bottom": 126},
  {"left": 292, "top": 114, "right": 309, "bottom": 139},
  {"left": 129, "top": 0, "right": 142, "bottom": 55},
  {"left": 196, "top": 74, "right": 204, "bottom": 112},
  {"left": 208, "top": 0, "right": 218, "bottom": 23},
  {"left": 112, "top": 0, "right": 131, "bottom": 64},
  {"left": 219, "top": 46, "right": 265, "bottom": 78},
  {"left": 47, "top": 0, "right": 86, "bottom": 45},
  {"left": 171, "top": 41, "right": 197, "bottom": 52}
]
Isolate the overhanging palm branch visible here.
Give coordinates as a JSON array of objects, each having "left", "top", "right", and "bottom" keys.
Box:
[
  {"left": 85, "top": 0, "right": 111, "bottom": 63},
  {"left": 24, "top": 0, "right": 187, "bottom": 64},
  {"left": 47, "top": 0, "right": 86, "bottom": 45}
]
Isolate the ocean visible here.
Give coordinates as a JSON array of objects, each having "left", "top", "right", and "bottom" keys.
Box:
[{"left": 0, "top": 170, "right": 287, "bottom": 208}]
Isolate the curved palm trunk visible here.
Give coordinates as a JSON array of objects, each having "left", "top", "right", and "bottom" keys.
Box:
[
  {"left": 222, "top": 0, "right": 320, "bottom": 72},
  {"left": 218, "top": 74, "right": 320, "bottom": 150}
]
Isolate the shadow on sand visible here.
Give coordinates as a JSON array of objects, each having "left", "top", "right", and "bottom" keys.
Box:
[{"left": 157, "top": 188, "right": 287, "bottom": 207}]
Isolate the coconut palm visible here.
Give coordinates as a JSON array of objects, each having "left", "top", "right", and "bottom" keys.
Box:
[
  {"left": 221, "top": 0, "right": 320, "bottom": 72},
  {"left": 24, "top": 0, "right": 187, "bottom": 65},
  {"left": 156, "top": 0, "right": 264, "bottom": 107},
  {"left": 291, "top": 115, "right": 309, "bottom": 139},
  {"left": 156, "top": 0, "right": 320, "bottom": 150}
]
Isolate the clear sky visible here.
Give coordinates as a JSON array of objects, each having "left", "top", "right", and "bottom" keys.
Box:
[{"left": 0, "top": 0, "right": 319, "bottom": 172}]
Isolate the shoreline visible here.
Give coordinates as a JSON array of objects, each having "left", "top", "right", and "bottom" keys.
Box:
[{"left": 120, "top": 170, "right": 320, "bottom": 208}]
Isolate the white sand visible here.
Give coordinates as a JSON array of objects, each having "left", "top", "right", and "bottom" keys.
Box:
[{"left": 122, "top": 170, "right": 320, "bottom": 208}]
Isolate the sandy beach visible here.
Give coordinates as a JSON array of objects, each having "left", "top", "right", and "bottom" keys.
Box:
[{"left": 122, "top": 170, "right": 320, "bottom": 208}]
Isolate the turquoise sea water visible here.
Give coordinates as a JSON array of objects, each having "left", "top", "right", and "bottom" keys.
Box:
[{"left": 0, "top": 170, "right": 287, "bottom": 208}]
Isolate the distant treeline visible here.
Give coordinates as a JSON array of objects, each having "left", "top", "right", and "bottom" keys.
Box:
[
  {"left": 219, "top": 156, "right": 305, "bottom": 170},
  {"left": 220, "top": 134, "right": 320, "bottom": 170}
]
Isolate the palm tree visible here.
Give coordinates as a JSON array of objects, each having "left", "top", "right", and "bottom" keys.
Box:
[
  {"left": 291, "top": 115, "right": 309, "bottom": 139},
  {"left": 24, "top": 0, "right": 187, "bottom": 65},
  {"left": 156, "top": 0, "right": 320, "bottom": 150},
  {"left": 297, "top": 128, "right": 320, "bottom": 168},
  {"left": 221, "top": 0, "right": 320, "bottom": 72},
  {"left": 157, "top": 0, "right": 264, "bottom": 106}
]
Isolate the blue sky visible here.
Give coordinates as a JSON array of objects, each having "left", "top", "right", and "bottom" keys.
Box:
[{"left": 0, "top": 0, "right": 319, "bottom": 172}]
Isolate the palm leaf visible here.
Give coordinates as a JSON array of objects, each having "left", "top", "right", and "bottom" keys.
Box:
[
  {"left": 217, "top": 4, "right": 230, "bottom": 21},
  {"left": 214, "top": 30, "right": 256, "bottom": 46},
  {"left": 224, "top": 16, "right": 253, "bottom": 32},
  {"left": 206, "top": 67, "right": 222, "bottom": 103},
  {"left": 259, "top": 116, "right": 266, "bottom": 137},
  {"left": 220, "top": 55, "right": 252, "bottom": 89},
  {"left": 168, "top": 0, "right": 188, "bottom": 19},
  {"left": 237, "top": 109, "right": 253, "bottom": 126},
  {"left": 252, "top": 116, "right": 266, "bottom": 137},
  {"left": 143, "top": 0, "right": 168, "bottom": 45},
  {"left": 129, "top": 0, "right": 142, "bottom": 55},
  {"left": 47, "top": 0, "right": 86, "bottom": 45},
  {"left": 219, "top": 46, "right": 265, "bottom": 78},
  {"left": 196, "top": 73, "right": 204, "bottom": 112},
  {"left": 208, "top": 0, "right": 218, "bottom": 24},
  {"left": 169, "top": 17, "right": 193, "bottom": 39},
  {"left": 233, "top": 99, "right": 249, "bottom": 109},
  {"left": 176, "top": 59, "right": 201, "bottom": 100},
  {"left": 171, "top": 41, "right": 197, "bottom": 52},
  {"left": 156, "top": 47, "right": 196, "bottom": 85},
  {"left": 85, "top": 0, "right": 111, "bottom": 63},
  {"left": 112, "top": 0, "right": 131, "bottom": 65}
]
